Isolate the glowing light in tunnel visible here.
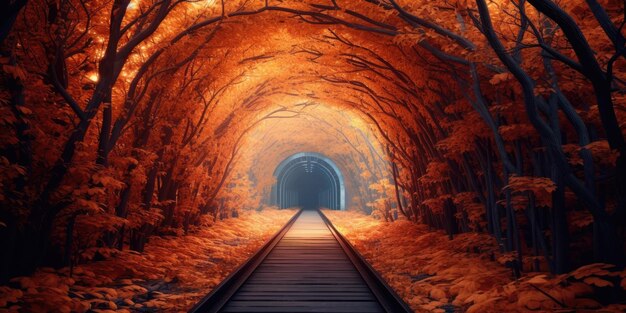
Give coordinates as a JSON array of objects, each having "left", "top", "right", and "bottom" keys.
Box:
[{"left": 228, "top": 102, "right": 392, "bottom": 214}]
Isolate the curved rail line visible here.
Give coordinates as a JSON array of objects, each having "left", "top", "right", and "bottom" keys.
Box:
[{"left": 189, "top": 209, "right": 412, "bottom": 313}]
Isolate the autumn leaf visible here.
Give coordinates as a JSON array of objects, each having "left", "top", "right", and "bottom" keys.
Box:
[
  {"left": 489, "top": 72, "right": 512, "bottom": 85},
  {"left": 583, "top": 277, "right": 613, "bottom": 288},
  {"left": 504, "top": 175, "right": 556, "bottom": 207}
]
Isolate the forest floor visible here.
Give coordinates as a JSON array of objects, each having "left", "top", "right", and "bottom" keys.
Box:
[
  {"left": 323, "top": 210, "right": 626, "bottom": 313},
  {"left": 0, "top": 208, "right": 296, "bottom": 313},
  {"left": 2, "top": 208, "right": 625, "bottom": 313}
]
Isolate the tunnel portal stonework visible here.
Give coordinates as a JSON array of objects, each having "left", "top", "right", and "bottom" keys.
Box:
[{"left": 271, "top": 152, "right": 345, "bottom": 210}]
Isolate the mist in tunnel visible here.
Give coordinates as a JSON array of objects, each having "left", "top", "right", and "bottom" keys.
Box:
[
  {"left": 282, "top": 169, "right": 329, "bottom": 210},
  {"left": 231, "top": 105, "right": 391, "bottom": 215},
  {"left": 270, "top": 152, "right": 346, "bottom": 211}
]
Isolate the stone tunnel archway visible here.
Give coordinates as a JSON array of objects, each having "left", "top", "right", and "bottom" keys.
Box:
[{"left": 271, "top": 152, "right": 345, "bottom": 210}]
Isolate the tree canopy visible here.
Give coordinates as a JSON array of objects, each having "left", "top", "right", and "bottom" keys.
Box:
[{"left": 1, "top": 0, "right": 625, "bottom": 290}]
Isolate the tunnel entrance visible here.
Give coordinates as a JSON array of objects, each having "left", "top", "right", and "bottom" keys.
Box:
[{"left": 271, "top": 152, "right": 345, "bottom": 210}]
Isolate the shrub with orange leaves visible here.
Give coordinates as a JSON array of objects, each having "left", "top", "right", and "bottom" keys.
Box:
[
  {"left": 323, "top": 210, "right": 626, "bottom": 313},
  {"left": 504, "top": 175, "right": 557, "bottom": 208},
  {"left": 0, "top": 209, "right": 295, "bottom": 312}
]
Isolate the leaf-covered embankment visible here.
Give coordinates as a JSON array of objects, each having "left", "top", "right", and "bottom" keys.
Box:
[
  {"left": 323, "top": 210, "right": 626, "bottom": 313},
  {"left": 0, "top": 208, "right": 296, "bottom": 312}
]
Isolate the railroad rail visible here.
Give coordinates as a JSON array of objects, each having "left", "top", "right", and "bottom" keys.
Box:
[{"left": 189, "top": 209, "right": 412, "bottom": 313}]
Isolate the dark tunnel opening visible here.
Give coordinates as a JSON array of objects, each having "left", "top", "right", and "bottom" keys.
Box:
[
  {"left": 271, "top": 152, "right": 345, "bottom": 210},
  {"left": 285, "top": 169, "right": 330, "bottom": 210}
]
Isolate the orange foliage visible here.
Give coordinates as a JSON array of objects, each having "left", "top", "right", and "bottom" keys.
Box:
[
  {"left": 0, "top": 209, "right": 295, "bottom": 312},
  {"left": 0, "top": 0, "right": 625, "bottom": 309},
  {"left": 505, "top": 176, "right": 557, "bottom": 208},
  {"left": 324, "top": 210, "right": 626, "bottom": 313}
]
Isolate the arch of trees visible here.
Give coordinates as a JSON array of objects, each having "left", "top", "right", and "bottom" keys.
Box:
[{"left": 0, "top": 0, "right": 625, "bottom": 283}]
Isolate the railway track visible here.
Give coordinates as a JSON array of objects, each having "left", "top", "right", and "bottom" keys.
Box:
[{"left": 189, "top": 209, "right": 412, "bottom": 313}]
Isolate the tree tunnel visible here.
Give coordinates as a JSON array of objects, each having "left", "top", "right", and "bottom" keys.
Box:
[
  {"left": 271, "top": 152, "right": 345, "bottom": 210},
  {"left": 3, "top": 0, "right": 626, "bottom": 305}
]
